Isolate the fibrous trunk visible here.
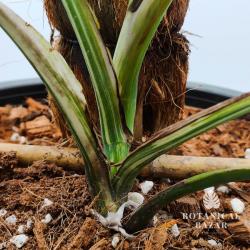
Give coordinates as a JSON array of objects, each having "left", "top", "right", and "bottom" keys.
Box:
[{"left": 44, "top": 0, "right": 189, "bottom": 141}]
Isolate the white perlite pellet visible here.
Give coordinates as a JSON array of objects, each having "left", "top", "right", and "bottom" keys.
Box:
[
  {"left": 139, "top": 181, "right": 154, "bottom": 194},
  {"left": 111, "top": 234, "right": 120, "bottom": 248},
  {"left": 41, "top": 213, "right": 53, "bottom": 224},
  {"left": 10, "top": 234, "right": 28, "bottom": 249},
  {"left": 171, "top": 224, "right": 180, "bottom": 237},
  {"left": 0, "top": 208, "right": 7, "bottom": 217},
  {"left": 5, "top": 215, "right": 17, "bottom": 225},
  {"left": 230, "top": 198, "right": 245, "bottom": 214},
  {"left": 10, "top": 133, "right": 27, "bottom": 144},
  {"left": 204, "top": 186, "right": 215, "bottom": 194},
  {"left": 26, "top": 218, "right": 33, "bottom": 229},
  {"left": 10, "top": 133, "right": 20, "bottom": 142},
  {"left": 127, "top": 192, "right": 144, "bottom": 207},
  {"left": 17, "top": 225, "right": 26, "bottom": 234},
  {"left": 217, "top": 185, "right": 230, "bottom": 194},
  {"left": 208, "top": 239, "right": 218, "bottom": 246},
  {"left": 245, "top": 148, "right": 250, "bottom": 159},
  {"left": 41, "top": 198, "right": 53, "bottom": 209}
]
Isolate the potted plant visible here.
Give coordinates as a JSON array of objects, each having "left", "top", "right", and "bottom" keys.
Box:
[{"left": 0, "top": 0, "right": 250, "bottom": 248}]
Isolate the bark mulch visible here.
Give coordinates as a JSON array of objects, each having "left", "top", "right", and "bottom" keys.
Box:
[{"left": 0, "top": 98, "right": 249, "bottom": 249}]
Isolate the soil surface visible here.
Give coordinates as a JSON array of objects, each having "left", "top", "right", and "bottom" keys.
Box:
[{"left": 0, "top": 98, "right": 250, "bottom": 249}]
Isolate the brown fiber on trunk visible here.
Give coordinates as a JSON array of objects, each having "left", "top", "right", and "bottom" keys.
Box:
[
  {"left": 167, "top": 0, "right": 190, "bottom": 32},
  {"left": 44, "top": 0, "right": 189, "bottom": 141},
  {"left": 44, "top": 0, "right": 120, "bottom": 48},
  {"left": 44, "top": 0, "right": 189, "bottom": 41},
  {"left": 135, "top": 32, "right": 189, "bottom": 139}
]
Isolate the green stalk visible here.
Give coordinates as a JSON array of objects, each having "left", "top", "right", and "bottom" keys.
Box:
[
  {"left": 62, "top": 0, "right": 129, "bottom": 165},
  {"left": 114, "top": 93, "right": 250, "bottom": 198},
  {"left": 113, "top": 0, "right": 173, "bottom": 132},
  {"left": 125, "top": 168, "right": 250, "bottom": 233},
  {"left": 0, "top": 2, "right": 115, "bottom": 212}
]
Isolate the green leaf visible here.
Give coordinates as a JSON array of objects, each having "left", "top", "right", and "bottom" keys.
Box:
[
  {"left": 113, "top": 0, "right": 174, "bottom": 132},
  {"left": 124, "top": 168, "right": 250, "bottom": 233},
  {"left": 114, "top": 93, "right": 250, "bottom": 198},
  {"left": 62, "top": 0, "right": 129, "bottom": 165},
  {"left": 0, "top": 2, "right": 115, "bottom": 211}
]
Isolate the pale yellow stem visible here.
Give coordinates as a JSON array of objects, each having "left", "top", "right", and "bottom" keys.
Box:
[{"left": 1, "top": 143, "right": 249, "bottom": 179}]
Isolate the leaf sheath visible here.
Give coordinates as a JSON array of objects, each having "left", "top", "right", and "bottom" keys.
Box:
[
  {"left": 62, "top": 0, "right": 129, "bottom": 164},
  {"left": 113, "top": 0, "right": 173, "bottom": 132}
]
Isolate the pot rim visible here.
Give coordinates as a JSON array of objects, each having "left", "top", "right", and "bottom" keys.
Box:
[{"left": 0, "top": 78, "right": 242, "bottom": 107}]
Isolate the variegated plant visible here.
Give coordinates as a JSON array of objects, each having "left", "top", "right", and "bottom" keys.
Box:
[{"left": 0, "top": 0, "right": 250, "bottom": 234}]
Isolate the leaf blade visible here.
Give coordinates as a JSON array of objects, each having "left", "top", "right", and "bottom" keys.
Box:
[
  {"left": 125, "top": 168, "right": 250, "bottom": 233},
  {"left": 0, "top": 2, "right": 115, "bottom": 211},
  {"left": 114, "top": 93, "right": 250, "bottom": 198},
  {"left": 62, "top": 0, "right": 129, "bottom": 164},
  {"left": 113, "top": 0, "right": 174, "bottom": 132}
]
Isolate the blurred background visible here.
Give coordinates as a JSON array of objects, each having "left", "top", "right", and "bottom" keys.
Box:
[{"left": 0, "top": 0, "right": 249, "bottom": 92}]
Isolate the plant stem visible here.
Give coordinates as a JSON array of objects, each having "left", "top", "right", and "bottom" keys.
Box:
[
  {"left": 141, "top": 154, "right": 250, "bottom": 179},
  {"left": 125, "top": 168, "right": 250, "bottom": 233},
  {"left": 2, "top": 143, "right": 250, "bottom": 180}
]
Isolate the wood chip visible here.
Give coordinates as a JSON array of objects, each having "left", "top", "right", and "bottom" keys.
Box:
[
  {"left": 228, "top": 183, "right": 250, "bottom": 203},
  {"left": 63, "top": 217, "right": 97, "bottom": 250},
  {"left": 20, "top": 115, "right": 53, "bottom": 138},
  {"left": 228, "top": 207, "right": 250, "bottom": 244},
  {"left": 144, "top": 227, "right": 168, "bottom": 250},
  {"left": 33, "top": 219, "right": 48, "bottom": 250},
  {"left": 0, "top": 106, "right": 11, "bottom": 116},
  {"left": 89, "top": 239, "right": 108, "bottom": 250},
  {"left": 167, "top": 196, "right": 200, "bottom": 218},
  {"left": 26, "top": 98, "right": 48, "bottom": 111},
  {"left": 9, "top": 106, "right": 29, "bottom": 121}
]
